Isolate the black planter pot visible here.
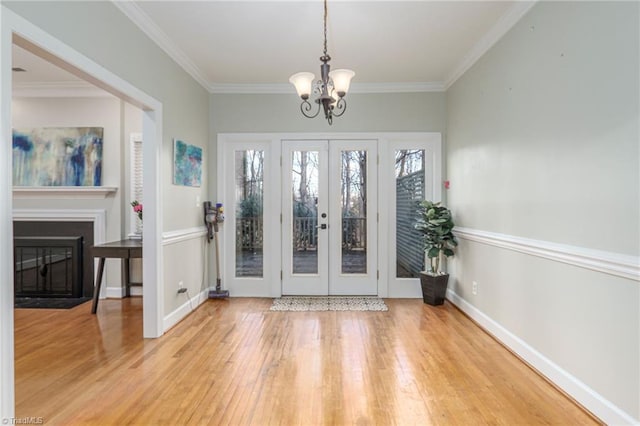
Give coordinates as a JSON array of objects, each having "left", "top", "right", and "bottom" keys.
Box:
[{"left": 419, "top": 272, "right": 449, "bottom": 305}]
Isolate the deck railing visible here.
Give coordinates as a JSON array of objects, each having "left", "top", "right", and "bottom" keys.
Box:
[
  {"left": 236, "top": 217, "right": 367, "bottom": 252},
  {"left": 236, "top": 217, "right": 263, "bottom": 251}
]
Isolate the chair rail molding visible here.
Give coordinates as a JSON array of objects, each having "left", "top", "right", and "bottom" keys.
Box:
[
  {"left": 162, "top": 226, "right": 207, "bottom": 246},
  {"left": 454, "top": 227, "right": 639, "bottom": 282}
]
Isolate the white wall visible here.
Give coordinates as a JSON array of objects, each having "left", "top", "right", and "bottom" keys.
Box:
[
  {"left": 446, "top": 1, "right": 639, "bottom": 423},
  {"left": 4, "top": 1, "right": 210, "bottom": 325}
]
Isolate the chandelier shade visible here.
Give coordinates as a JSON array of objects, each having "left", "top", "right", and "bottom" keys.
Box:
[
  {"left": 289, "top": 72, "right": 315, "bottom": 99},
  {"left": 289, "top": 0, "right": 354, "bottom": 125},
  {"left": 328, "top": 69, "right": 355, "bottom": 97}
]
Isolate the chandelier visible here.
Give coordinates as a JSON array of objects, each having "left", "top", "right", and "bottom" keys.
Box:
[{"left": 289, "top": 0, "right": 355, "bottom": 125}]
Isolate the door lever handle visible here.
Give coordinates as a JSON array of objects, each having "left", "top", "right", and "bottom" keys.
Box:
[{"left": 316, "top": 224, "right": 327, "bottom": 230}]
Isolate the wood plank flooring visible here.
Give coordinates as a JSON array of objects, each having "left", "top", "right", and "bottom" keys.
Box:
[{"left": 14, "top": 298, "right": 599, "bottom": 425}]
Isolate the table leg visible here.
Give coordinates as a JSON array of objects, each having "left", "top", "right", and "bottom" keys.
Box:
[
  {"left": 124, "top": 258, "right": 131, "bottom": 297},
  {"left": 91, "top": 257, "right": 106, "bottom": 314}
]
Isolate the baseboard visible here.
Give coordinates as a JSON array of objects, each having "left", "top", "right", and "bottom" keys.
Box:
[
  {"left": 446, "top": 289, "right": 638, "bottom": 425},
  {"left": 163, "top": 288, "right": 208, "bottom": 332},
  {"left": 105, "top": 286, "right": 125, "bottom": 299},
  {"left": 105, "top": 286, "right": 143, "bottom": 298}
]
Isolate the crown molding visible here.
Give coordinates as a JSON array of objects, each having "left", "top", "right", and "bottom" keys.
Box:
[
  {"left": 444, "top": 1, "right": 537, "bottom": 90},
  {"left": 12, "top": 81, "right": 116, "bottom": 98},
  {"left": 210, "top": 81, "right": 445, "bottom": 95},
  {"left": 111, "top": 1, "right": 210, "bottom": 91},
  {"left": 114, "top": 0, "right": 533, "bottom": 95}
]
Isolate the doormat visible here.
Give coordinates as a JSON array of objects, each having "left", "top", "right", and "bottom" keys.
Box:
[
  {"left": 15, "top": 297, "right": 92, "bottom": 309},
  {"left": 270, "top": 296, "right": 388, "bottom": 312}
]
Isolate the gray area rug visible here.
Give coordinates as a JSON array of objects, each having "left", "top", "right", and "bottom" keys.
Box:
[
  {"left": 15, "top": 297, "right": 91, "bottom": 309},
  {"left": 270, "top": 296, "right": 388, "bottom": 312}
]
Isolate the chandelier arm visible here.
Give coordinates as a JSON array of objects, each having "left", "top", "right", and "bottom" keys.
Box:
[
  {"left": 300, "top": 99, "right": 321, "bottom": 119},
  {"left": 331, "top": 97, "right": 347, "bottom": 118}
]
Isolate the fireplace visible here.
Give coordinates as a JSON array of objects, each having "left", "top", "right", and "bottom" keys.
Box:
[
  {"left": 14, "top": 237, "right": 83, "bottom": 298},
  {"left": 13, "top": 221, "right": 96, "bottom": 298}
]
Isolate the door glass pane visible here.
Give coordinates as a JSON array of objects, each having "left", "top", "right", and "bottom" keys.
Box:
[
  {"left": 235, "top": 150, "right": 264, "bottom": 277},
  {"left": 341, "top": 150, "right": 367, "bottom": 274},
  {"left": 395, "top": 149, "right": 425, "bottom": 278},
  {"left": 291, "top": 151, "right": 319, "bottom": 274}
]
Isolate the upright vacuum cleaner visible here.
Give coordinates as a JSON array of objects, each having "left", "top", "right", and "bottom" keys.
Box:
[{"left": 204, "top": 201, "right": 229, "bottom": 298}]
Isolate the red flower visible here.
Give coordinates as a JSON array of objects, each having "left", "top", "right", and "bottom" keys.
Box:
[{"left": 131, "top": 201, "right": 143, "bottom": 221}]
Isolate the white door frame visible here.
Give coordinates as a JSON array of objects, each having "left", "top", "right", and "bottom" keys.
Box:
[
  {"left": 1, "top": 6, "right": 165, "bottom": 419},
  {"left": 218, "top": 132, "right": 442, "bottom": 299}
]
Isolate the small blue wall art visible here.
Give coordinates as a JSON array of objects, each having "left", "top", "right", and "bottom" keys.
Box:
[{"left": 173, "top": 139, "right": 202, "bottom": 187}]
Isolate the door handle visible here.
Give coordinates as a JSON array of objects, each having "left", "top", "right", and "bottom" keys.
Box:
[{"left": 316, "top": 224, "right": 327, "bottom": 230}]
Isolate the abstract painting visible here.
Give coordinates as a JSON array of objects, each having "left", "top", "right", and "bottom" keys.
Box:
[
  {"left": 173, "top": 139, "right": 202, "bottom": 187},
  {"left": 12, "top": 127, "right": 103, "bottom": 187}
]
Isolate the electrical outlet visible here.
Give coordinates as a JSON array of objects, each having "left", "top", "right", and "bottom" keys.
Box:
[
  {"left": 196, "top": 196, "right": 201, "bottom": 207},
  {"left": 472, "top": 281, "right": 478, "bottom": 295},
  {"left": 177, "top": 281, "right": 187, "bottom": 294},
  {"left": 178, "top": 280, "right": 184, "bottom": 289}
]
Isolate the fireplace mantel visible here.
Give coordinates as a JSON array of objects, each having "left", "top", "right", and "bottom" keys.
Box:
[
  {"left": 13, "top": 186, "right": 117, "bottom": 199},
  {"left": 12, "top": 209, "right": 106, "bottom": 245}
]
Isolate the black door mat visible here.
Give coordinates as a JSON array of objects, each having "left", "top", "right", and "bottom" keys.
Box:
[{"left": 15, "top": 297, "right": 92, "bottom": 309}]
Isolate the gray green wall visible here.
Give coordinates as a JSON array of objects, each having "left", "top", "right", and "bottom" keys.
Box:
[
  {"left": 210, "top": 92, "right": 446, "bottom": 134},
  {"left": 446, "top": 1, "right": 639, "bottom": 421},
  {"left": 209, "top": 91, "right": 447, "bottom": 198}
]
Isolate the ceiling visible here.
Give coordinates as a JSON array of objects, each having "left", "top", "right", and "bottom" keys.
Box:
[{"left": 13, "top": 1, "right": 535, "bottom": 94}]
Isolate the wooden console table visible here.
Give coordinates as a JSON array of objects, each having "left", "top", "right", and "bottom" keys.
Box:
[{"left": 91, "top": 239, "right": 142, "bottom": 314}]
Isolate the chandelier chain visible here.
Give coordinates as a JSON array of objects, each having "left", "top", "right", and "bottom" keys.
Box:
[{"left": 323, "top": 0, "right": 328, "bottom": 57}]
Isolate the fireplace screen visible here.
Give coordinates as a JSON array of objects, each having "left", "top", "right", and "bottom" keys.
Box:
[{"left": 14, "top": 237, "right": 83, "bottom": 298}]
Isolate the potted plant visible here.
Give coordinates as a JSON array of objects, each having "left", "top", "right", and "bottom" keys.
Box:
[{"left": 414, "top": 200, "right": 457, "bottom": 305}]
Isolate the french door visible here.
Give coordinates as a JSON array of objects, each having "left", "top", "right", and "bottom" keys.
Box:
[{"left": 281, "top": 140, "right": 378, "bottom": 295}]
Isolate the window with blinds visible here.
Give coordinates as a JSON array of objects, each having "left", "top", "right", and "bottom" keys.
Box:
[{"left": 130, "top": 133, "right": 143, "bottom": 236}]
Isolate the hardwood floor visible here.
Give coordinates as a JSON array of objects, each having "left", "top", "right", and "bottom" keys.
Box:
[{"left": 14, "top": 298, "right": 599, "bottom": 425}]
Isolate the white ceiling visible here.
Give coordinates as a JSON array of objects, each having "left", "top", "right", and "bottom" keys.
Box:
[{"left": 13, "top": 1, "right": 536, "bottom": 94}]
